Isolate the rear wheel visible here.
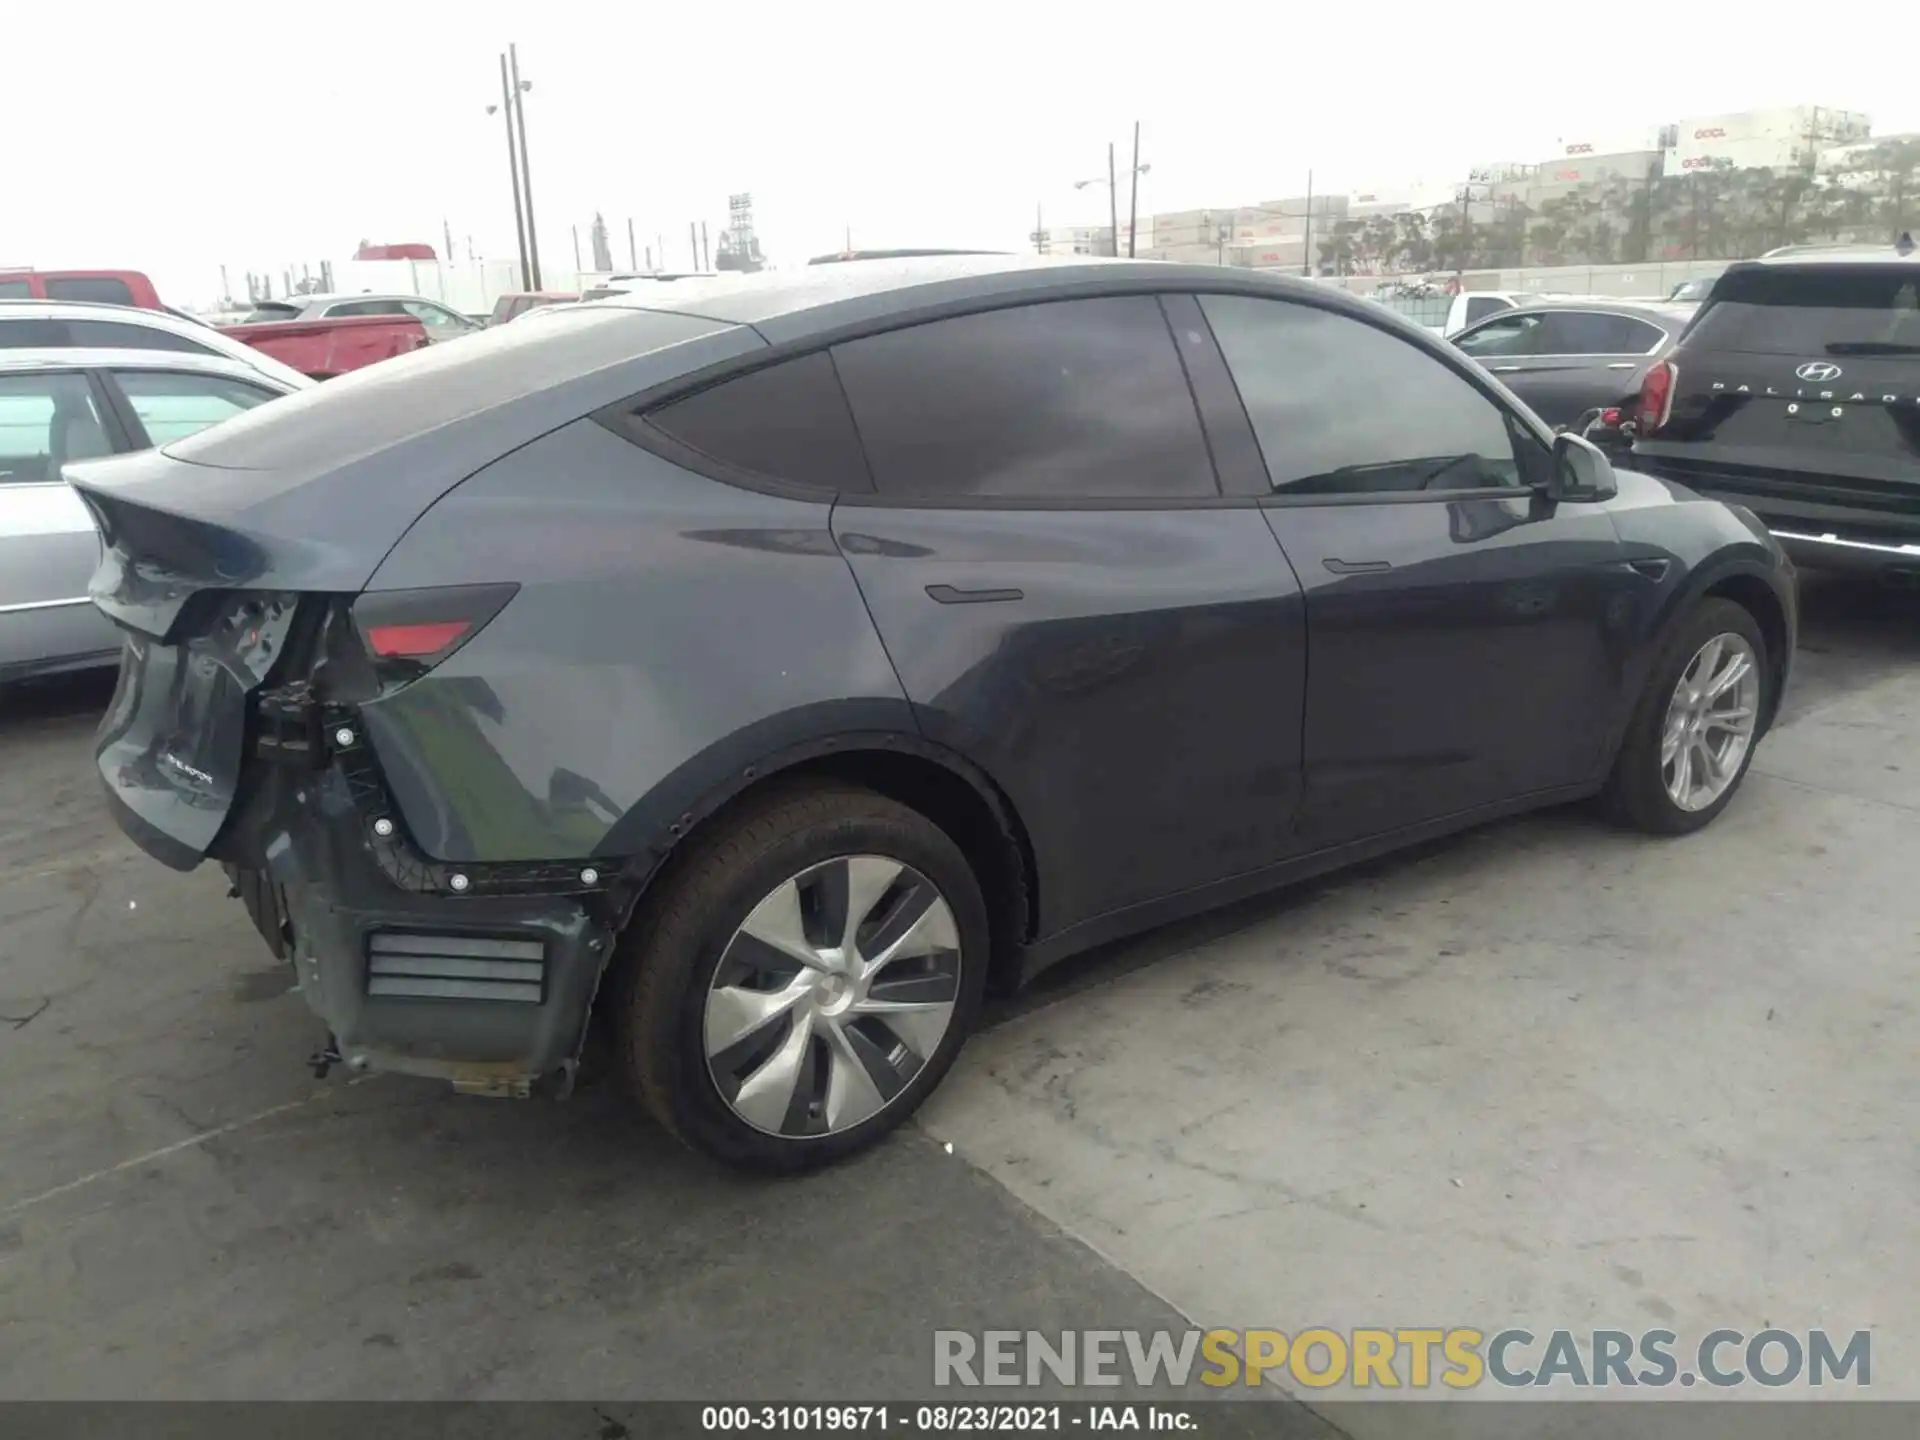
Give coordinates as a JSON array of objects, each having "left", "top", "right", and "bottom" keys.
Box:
[
  {"left": 615, "top": 781, "right": 989, "bottom": 1173},
  {"left": 1605, "top": 598, "right": 1767, "bottom": 835}
]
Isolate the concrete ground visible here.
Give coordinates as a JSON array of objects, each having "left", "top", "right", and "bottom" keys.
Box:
[{"left": 1, "top": 573, "right": 1914, "bottom": 1432}]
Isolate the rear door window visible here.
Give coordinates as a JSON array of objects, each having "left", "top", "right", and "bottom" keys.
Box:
[
  {"left": 641, "top": 351, "right": 873, "bottom": 493},
  {"left": 110, "top": 370, "right": 277, "bottom": 446},
  {"left": 66, "top": 320, "right": 220, "bottom": 354},
  {"left": 0, "top": 279, "right": 31, "bottom": 299},
  {"left": 1687, "top": 265, "right": 1920, "bottom": 355},
  {"left": 0, "top": 317, "right": 71, "bottom": 347},
  {"left": 0, "top": 372, "right": 113, "bottom": 482},
  {"left": 1536, "top": 311, "right": 1667, "bottom": 355},
  {"left": 832, "top": 296, "right": 1218, "bottom": 501},
  {"left": 1464, "top": 295, "right": 1513, "bottom": 325},
  {"left": 327, "top": 299, "right": 412, "bottom": 318},
  {"left": 45, "top": 276, "right": 137, "bottom": 306}
]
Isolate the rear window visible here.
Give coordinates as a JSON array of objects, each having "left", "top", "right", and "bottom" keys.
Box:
[
  {"left": 1688, "top": 265, "right": 1920, "bottom": 356},
  {"left": 164, "top": 306, "right": 732, "bottom": 471},
  {"left": 46, "top": 276, "right": 137, "bottom": 306},
  {"left": 0, "top": 279, "right": 31, "bottom": 299}
]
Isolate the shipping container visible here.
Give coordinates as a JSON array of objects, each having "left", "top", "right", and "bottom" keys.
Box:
[
  {"left": 1556, "top": 126, "right": 1665, "bottom": 158},
  {"left": 1672, "top": 134, "right": 1817, "bottom": 173},
  {"left": 1675, "top": 106, "right": 1870, "bottom": 149}
]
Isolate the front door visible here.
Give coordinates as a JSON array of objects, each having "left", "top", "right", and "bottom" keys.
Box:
[
  {"left": 827, "top": 295, "right": 1310, "bottom": 938},
  {"left": 1196, "top": 292, "right": 1638, "bottom": 849}
]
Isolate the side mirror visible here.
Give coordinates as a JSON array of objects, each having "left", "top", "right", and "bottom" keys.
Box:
[{"left": 1545, "top": 431, "right": 1619, "bottom": 503}]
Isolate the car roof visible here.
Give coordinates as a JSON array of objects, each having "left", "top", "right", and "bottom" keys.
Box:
[
  {"left": 1503, "top": 298, "right": 1694, "bottom": 324},
  {"left": 0, "top": 296, "right": 206, "bottom": 327},
  {"left": 1747, "top": 239, "right": 1920, "bottom": 268},
  {"left": 0, "top": 348, "right": 301, "bottom": 387},
  {"left": 575, "top": 254, "right": 1409, "bottom": 345}
]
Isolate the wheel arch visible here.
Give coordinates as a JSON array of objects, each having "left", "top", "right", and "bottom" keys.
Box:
[
  {"left": 1698, "top": 568, "right": 1791, "bottom": 734},
  {"left": 595, "top": 707, "right": 1038, "bottom": 995}
]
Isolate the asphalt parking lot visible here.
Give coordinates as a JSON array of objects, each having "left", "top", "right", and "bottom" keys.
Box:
[{"left": 1, "top": 573, "right": 1915, "bottom": 1430}]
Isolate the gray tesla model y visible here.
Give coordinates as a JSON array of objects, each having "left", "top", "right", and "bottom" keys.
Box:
[{"left": 70, "top": 256, "right": 1796, "bottom": 1172}]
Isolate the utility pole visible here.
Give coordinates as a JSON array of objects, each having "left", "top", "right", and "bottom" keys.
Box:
[
  {"left": 1127, "top": 123, "right": 1142, "bottom": 258},
  {"left": 701, "top": 220, "right": 710, "bottom": 270},
  {"left": 572, "top": 225, "right": 582, "bottom": 272},
  {"left": 628, "top": 218, "right": 638, "bottom": 270},
  {"left": 1302, "top": 169, "right": 1314, "bottom": 276},
  {"left": 645, "top": 245, "right": 653, "bottom": 271},
  {"left": 496, "top": 53, "right": 530, "bottom": 290},
  {"left": 1107, "top": 142, "right": 1120, "bottom": 257},
  {"left": 443, "top": 218, "right": 454, "bottom": 263},
  {"left": 509, "top": 43, "right": 541, "bottom": 289},
  {"left": 219, "top": 265, "right": 232, "bottom": 307},
  {"left": 690, "top": 221, "right": 699, "bottom": 270}
]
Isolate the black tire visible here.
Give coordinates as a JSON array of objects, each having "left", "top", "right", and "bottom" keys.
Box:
[
  {"left": 1604, "top": 597, "right": 1768, "bottom": 835},
  {"left": 613, "top": 780, "right": 989, "bottom": 1174}
]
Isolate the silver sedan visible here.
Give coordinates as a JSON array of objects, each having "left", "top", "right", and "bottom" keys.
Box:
[{"left": 1, "top": 349, "right": 305, "bottom": 682}]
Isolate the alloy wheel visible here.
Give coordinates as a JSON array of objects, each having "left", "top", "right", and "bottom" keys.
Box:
[
  {"left": 1661, "top": 632, "right": 1760, "bottom": 813},
  {"left": 704, "top": 855, "right": 963, "bottom": 1138}
]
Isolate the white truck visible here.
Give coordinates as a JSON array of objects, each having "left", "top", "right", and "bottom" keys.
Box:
[{"left": 1366, "top": 284, "right": 1527, "bottom": 336}]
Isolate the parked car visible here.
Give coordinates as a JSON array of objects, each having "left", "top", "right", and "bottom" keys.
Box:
[
  {"left": 2, "top": 349, "right": 304, "bottom": 681},
  {"left": 1, "top": 299, "right": 314, "bottom": 389},
  {"left": 1667, "top": 277, "right": 1716, "bottom": 304},
  {"left": 72, "top": 258, "right": 1795, "bottom": 1173},
  {"left": 217, "top": 313, "right": 431, "bottom": 380},
  {"left": 582, "top": 273, "right": 719, "bottom": 299},
  {"left": 237, "top": 293, "right": 482, "bottom": 342},
  {"left": 1369, "top": 287, "right": 1525, "bottom": 336},
  {"left": 1450, "top": 299, "right": 1695, "bottom": 443},
  {"left": 488, "top": 291, "right": 578, "bottom": 325},
  {"left": 0, "top": 268, "right": 166, "bottom": 310},
  {"left": 1631, "top": 240, "right": 1920, "bottom": 577}
]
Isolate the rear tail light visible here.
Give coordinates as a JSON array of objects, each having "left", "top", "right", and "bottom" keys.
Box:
[
  {"left": 1638, "top": 360, "right": 1677, "bottom": 435},
  {"left": 1599, "top": 406, "right": 1622, "bottom": 427},
  {"left": 350, "top": 584, "right": 517, "bottom": 684}
]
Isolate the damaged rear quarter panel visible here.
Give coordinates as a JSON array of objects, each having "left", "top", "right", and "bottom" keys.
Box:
[{"left": 356, "top": 417, "right": 914, "bottom": 864}]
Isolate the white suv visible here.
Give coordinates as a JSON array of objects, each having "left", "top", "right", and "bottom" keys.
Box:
[{"left": 0, "top": 300, "right": 314, "bottom": 389}]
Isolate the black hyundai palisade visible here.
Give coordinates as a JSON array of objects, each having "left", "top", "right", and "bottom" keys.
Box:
[{"left": 1631, "top": 238, "right": 1920, "bottom": 577}]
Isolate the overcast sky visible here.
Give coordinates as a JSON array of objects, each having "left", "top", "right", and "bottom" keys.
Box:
[{"left": 8, "top": 2, "right": 1915, "bottom": 305}]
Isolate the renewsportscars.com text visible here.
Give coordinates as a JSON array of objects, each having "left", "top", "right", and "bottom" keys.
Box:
[{"left": 933, "top": 1327, "right": 1872, "bottom": 1390}]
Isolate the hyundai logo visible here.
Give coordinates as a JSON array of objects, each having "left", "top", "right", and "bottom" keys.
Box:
[{"left": 1795, "top": 361, "right": 1844, "bottom": 382}]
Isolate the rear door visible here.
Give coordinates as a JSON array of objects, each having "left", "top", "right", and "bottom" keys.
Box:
[
  {"left": 821, "top": 295, "right": 1309, "bottom": 939},
  {"left": 1197, "top": 293, "right": 1635, "bottom": 848},
  {"left": 1455, "top": 309, "right": 1666, "bottom": 427},
  {"left": 0, "top": 368, "right": 128, "bottom": 675},
  {"left": 1637, "top": 263, "right": 1920, "bottom": 529}
]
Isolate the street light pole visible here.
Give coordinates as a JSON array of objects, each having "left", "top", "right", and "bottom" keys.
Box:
[
  {"left": 508, "top": 43, "right": 542, "bottom": 289},
  {"left": 1127, "top": 122, "right": 1141, "bottom": 258},
  {"left": 493, "top": 53, "right": 530, "bottom": 290},
  {"left": 1107, "top": 143, "right": 1119, "bottom": 257}
]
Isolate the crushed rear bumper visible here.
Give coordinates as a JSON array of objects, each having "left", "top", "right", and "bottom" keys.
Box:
[{"left": 220, "top": 683, "right": 623, "bottom": 1096}]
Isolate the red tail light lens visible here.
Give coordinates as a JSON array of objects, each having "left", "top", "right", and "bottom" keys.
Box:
[
  {"left": 366, "top": 620, "right": 472, "bottom": 657},
  {"left": 351, "top": 584, "right": 518, "bottom": 682},
  {"left": 1599, "top": 407, "right": 1622, "bottom": 427},
  {"left": 1638, "top": 360, "right": 1677, "bottom": 434}
]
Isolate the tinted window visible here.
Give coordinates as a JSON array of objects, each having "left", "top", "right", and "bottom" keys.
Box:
[
  {"left": 0, "top": 280, "right": 31, "bottom": 299},
  {"left": 328, "top": 299, "right": 411, "bottom": 318},
  {"left": 0, "top": 372, "right": 111, "bottom": 483},
  {"left": 67, "top": 319, "right": 219, "bottom": 354},
  {"left": 113, "top": 370, "right": 276, "bottom": 445},
  {"left": 833, "top": 297, "right": 1216, "bottom": 500},
  {"left": 1685, "top": 265, "right": 1920, "bottom": 355},
  {"left": 401, "top": 300, "right": 478, "bottom": 336},
  {"left": 1202, "top": 294, "right": 1549, "bottom": 494},
  {"left": 1537, "top": 311, "right": 1664, "bottom": 354},
  {"left": 1454, "top": 312, "right": 1545, "bottom": 358},
  {"left": 1464, "top": 296, "right": 1512, "bottom": 324},
  {"left": 644, "top": 351, "right": 872, "bottom": 493},
  {"left": 0, "top": 317, "right": 71, "bottom": 348},
  {"left": 46, "top": 277, "right": 136, "bottom": 306}
]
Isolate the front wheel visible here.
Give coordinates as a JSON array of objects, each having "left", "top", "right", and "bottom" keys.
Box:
[
  {"left": 615, "top": 781, "right": 989, "bottom": 1173},
  {"left": 1605, "top": 597, "right": 1768, "bottom": 835}
]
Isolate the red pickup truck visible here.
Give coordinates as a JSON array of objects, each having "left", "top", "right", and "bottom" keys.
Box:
[
  {"left": 4, "top": 267, "right": 428, "bottom": 379},
  {"left": 217, "top": 313, "right": 430, "bottom": 380}
]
